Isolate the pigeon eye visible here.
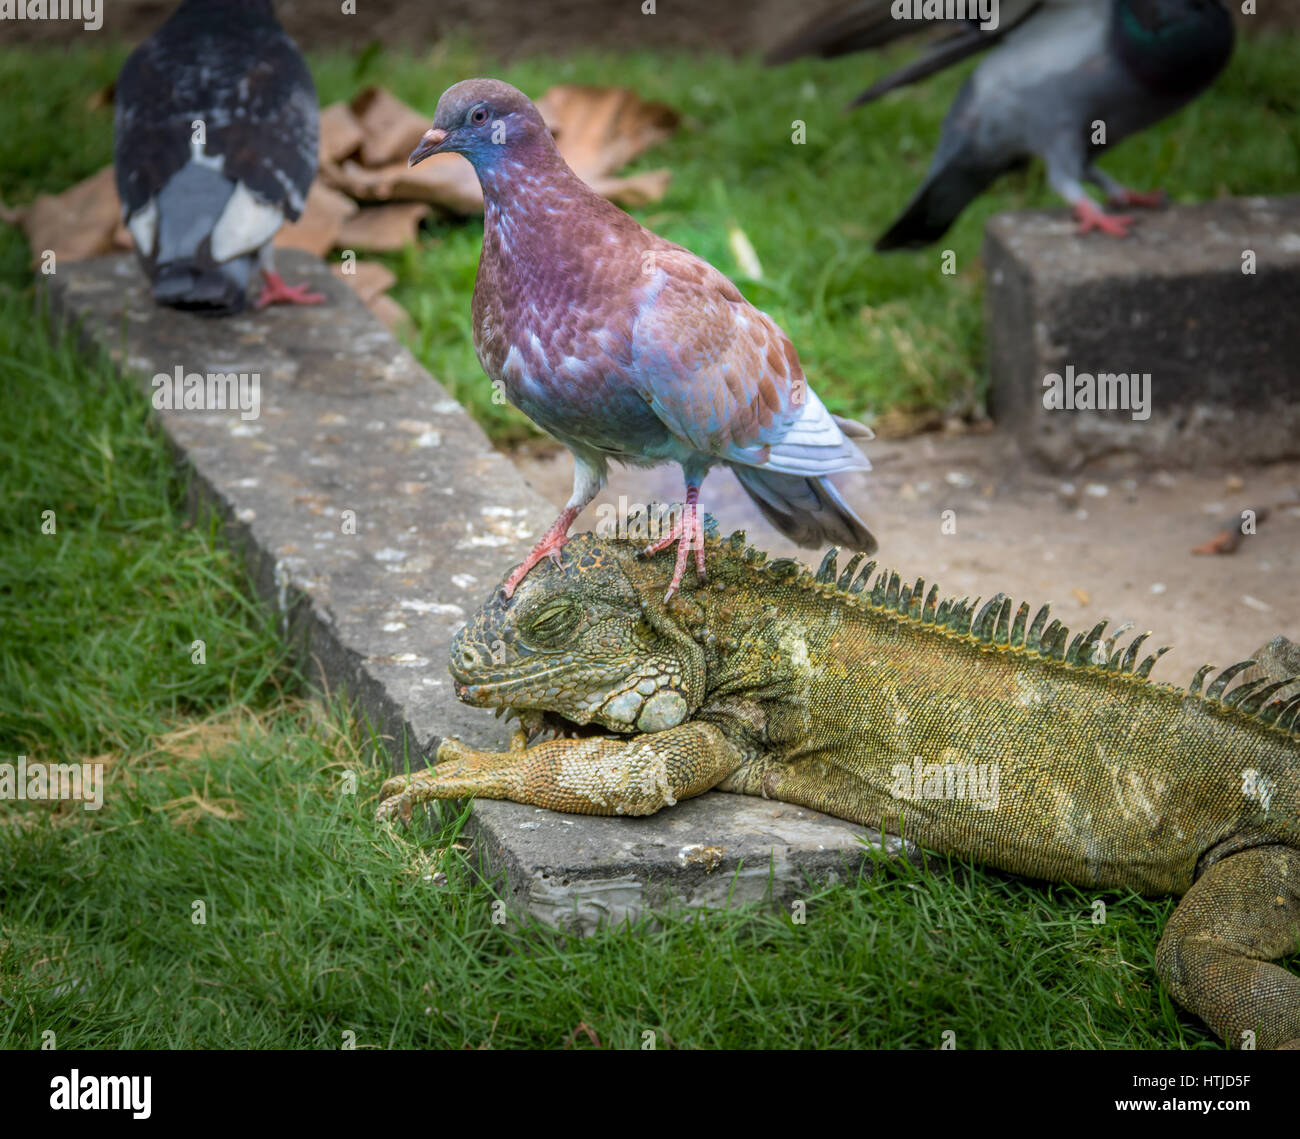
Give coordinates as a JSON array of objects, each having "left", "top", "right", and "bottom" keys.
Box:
[{"left": 469, "top": 105, "right": 490, "bottom": 126}]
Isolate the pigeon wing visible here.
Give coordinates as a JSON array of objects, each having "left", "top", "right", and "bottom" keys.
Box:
[{"left": 630, "top": 248, "right": 866, "bottom": 476}]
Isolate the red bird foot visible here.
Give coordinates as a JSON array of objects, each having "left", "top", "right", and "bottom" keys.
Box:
[
  {"left": 1107, "top": 187, "right": 1167, "bottom": 210},
  {"left": 256, "top": 270, "right": 325, "bottom": 309},
  {"left": 642, "top": 500, "right": 706, "bottom": 602},
  {"left": 1074, "top": 200, "right": 1134, "bottom": 238},
  {"left": 501, "top": 506, "right": 581, "bottom": 599}
]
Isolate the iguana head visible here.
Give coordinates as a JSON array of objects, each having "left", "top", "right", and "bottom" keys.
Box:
[{"left": 449, "top": 535, "right": 708, "bottom": 733}]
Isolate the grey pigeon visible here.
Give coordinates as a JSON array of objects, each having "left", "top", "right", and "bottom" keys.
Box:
[
  {"left": 408, "top": 79, "right": 876, "bottom": 601},
  {"left": 769, "top": 0, "right": 1235, "bottom": 249},
  {"left": 114, "top": 0, "right": 322, "bottom": 315}
]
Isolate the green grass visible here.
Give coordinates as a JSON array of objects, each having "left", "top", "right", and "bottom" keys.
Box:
[
  {"left": 2, "top": 35, "right": 1297, "bottom": 443},
  {"left": 0, "top": 304, "right": 288, "bottom": 765},
  {"left": 2, "top": 35, "right": 1295, "bottom": 1049},
  {"left": 2, "top": 768, "right": 1212, "bottom": 1049}
]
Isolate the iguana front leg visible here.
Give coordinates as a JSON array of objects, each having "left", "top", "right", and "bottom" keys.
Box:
[
  {"left": 376, "top": 721, "right": 744, "bottom": 822},
  {"left": 1155, "top": 844, "right": 1300, "bottom": 1050}
]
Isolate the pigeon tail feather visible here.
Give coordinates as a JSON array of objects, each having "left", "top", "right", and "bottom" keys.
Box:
[
  {"left": 151, "top": 259, "right": 251, "bottom": 317},
  {"left": 767, "top": 0, "right": 1042, "bottom": 70},
  {"left": 752, "top": 387, "right": 873, "bottom": 477},
  {"left": 731, "top": 465, "right": 877, "bottom": 553},
  {"left": 765, "top": 0, "right": 905, "bottom": 63},
  {"left": 848, "top": 27, "right": 998, "bottom": 107},
  {"left": 875, "top": 153, "right": 1005, "bottom": 250}
]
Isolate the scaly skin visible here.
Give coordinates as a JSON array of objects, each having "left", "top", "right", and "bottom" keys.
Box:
[{"left": 378, "top": 530, "right": 1300, "bottom": 1048}]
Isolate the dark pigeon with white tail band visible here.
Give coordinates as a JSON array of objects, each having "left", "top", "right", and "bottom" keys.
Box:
[{"left": 114, "top": 0, "right": 323, "bottom": 315}]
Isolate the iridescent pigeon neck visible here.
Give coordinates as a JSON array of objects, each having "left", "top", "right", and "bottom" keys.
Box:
[{"left": 470, "top": 129, "right": 574, "bottom": 209}]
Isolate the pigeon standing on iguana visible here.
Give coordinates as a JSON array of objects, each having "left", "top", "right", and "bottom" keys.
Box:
[
  {"left": 114, "top": 0, "right": 323, "bottom": 315},
  {"left": 407, "top": 79, "right": 876, "bottom": 601},
  {"left": 768, "top": 0, "right": 1235, "bottom": 248}
]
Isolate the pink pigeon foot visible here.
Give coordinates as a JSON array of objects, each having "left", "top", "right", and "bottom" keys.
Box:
[
  {"left": 1073, "top": 199, "right": 1134, "bottom": 238},
  {"left": 501, "top": 505, "right": 581, "bottom": 599},
  {"left": 256, "top": 270, "right": 325, "bottom": 309},
  {"left": 642, "top": 494, "right": 706, "bottom": 602},
  {"left": 1107, "top": 187, "right": 1167, "bottom": 209}
]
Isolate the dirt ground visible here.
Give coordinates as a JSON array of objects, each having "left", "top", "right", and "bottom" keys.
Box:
[
  {"left": 9, "top": 1, "right": 1293, "bottom": 53},
  {"left": 0, "top": 0, "right": 806, "bottom": 52},
  {"left": 513, "top": 432, "right": 1300, "bottom": 688}
]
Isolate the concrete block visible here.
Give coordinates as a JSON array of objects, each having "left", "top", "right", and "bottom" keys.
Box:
[
  {"left": 43, "top": 250, "right": 908, "bottom": 931},
  {"left": 984, "top": 196, "right": 1300, "bottom": 471},
  {"left": 475, "top": 795, "right": 911, "bottom": 936}
]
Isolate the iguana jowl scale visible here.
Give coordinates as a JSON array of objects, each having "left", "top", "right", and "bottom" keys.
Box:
[{"left": 378, "top": 531, "right": 1300, "bottom": 1048}]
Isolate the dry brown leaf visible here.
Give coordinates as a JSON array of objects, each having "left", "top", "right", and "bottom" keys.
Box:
[
  {"left": 330, "top": 153, "right": 483, "bottom": 214},
  {"left": 331, "top": 259, "right": 397, "bottom": 304},
  {"left": 316, "top": 155, "right": 349, "bottom": 194},
  {"left": 587, "top": 169, "right": 673, "bottom": 208},
  {"left": 87, "top": 80, "right": 115, "bottom": 110},
  {"left": 319, "top": 101, "right": 365, "bottom": 164},
  {"left": 275, "top": 179, "right": 358, "bottom": 256},
  {"left": 152, "top": 718, "right": 252, "bottom": 763},
  {"left": 330, "top": 258, "right": 410, "bottom": 332},
  {"left": 156, "top": 789, "right": 243, "bottom": 828},
  {"left": 1191, "top": 529, "right": 1237, "bottom": 556},
  {"left": 539, "top": 84, "right": 679, "bottom": 186},
  {"left": 565, "top": 1021, "right": 603, "bottom": 1049},
  {"left": 336, "top": 201, "right": 430, "bottom": 252},
  {"left": 13, "top": 166, "right": 123, "bottom": 266},
  {"left": 351, "top": 86, "right": 432, "bottom": 168},
  {"left": 1191, "top": 506, "right": 1269, "bottom": 555},
  {"left": 326, "top": 84, "right": 678, "bottom": 214},
  {"left": 366, "top": 291, "right": 412, "bottom": 333}
]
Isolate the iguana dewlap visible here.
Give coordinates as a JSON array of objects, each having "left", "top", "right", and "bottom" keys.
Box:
[{"left": 378, "top": 531, "right": 1300, "bottom": 1049}]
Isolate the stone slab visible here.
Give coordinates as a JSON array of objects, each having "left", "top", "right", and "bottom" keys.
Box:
[
  {"left": 42, "top": 250, "right": 906, "bottom": 932},
  {"left": 477, "top": 795, "right": 910, "bottom": 936},
  {"left": 984, "top": 196, "right": 1300, "bottom": 471}
]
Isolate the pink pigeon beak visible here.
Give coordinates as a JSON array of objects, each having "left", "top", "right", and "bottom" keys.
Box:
[{"left": 408, "top": 127, "right": 448, "bottom": 167}]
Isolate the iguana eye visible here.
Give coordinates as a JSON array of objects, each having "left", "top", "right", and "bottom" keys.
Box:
[{"left": 522, "top": 599, "right": 579, "bottom": 645}]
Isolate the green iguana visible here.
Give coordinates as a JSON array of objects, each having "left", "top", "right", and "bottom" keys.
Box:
[{"left": 377, "top": 530, "right": 1300, "bottom": 1048}]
